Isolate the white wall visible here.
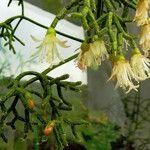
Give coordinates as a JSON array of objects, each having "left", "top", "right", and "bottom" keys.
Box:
[{"left": 0, "top": 0, "right": 87, "bottom": 84}]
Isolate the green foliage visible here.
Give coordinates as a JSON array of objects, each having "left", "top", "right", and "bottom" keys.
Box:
[
  {"left": 79, "top": 114, "right": 120, "bottom": 150},
  {"left": 81, "top": 123, "right": 119, "bottom": 150}
]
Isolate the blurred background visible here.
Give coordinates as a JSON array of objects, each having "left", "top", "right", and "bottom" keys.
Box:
[
  {"left": 0, "top": 0, "right": 149, "bottom": 150},
  {"left": 25, "top": 0, "right": 65, "bottom": 14}
]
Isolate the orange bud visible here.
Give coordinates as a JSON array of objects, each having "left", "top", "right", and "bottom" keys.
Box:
[
  {"left": 28, "top": 99, "right": 35, "bottom": 109},
  {"left": 43, "top": 126, "right": 53, "bottom": 136},
  {"left": 43, "top": 120, "right": 55, "bottom": 136}
]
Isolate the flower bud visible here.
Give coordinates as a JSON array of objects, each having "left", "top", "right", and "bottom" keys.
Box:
[
  {"left": 43, "top": 120, "right": 55, "bottom": 136},
  {"left": 27, "top": 99, "right": 35, "bottom": 109},
  {"left": 43, "top": 126, "right": 54, "bottom": 136}
]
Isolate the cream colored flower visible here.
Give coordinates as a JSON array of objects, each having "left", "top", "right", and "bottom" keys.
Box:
[
  {"left": 77, "top": 39, "right": 108, "bottom": 70},
  {"left": 131, "top": 49, "right": 150, "bottom": 80},
  {"left": 140, "top": 23, "right": 150, "bottom": 52},
  {"left": 31, "top": 27, "right": 69, "bottom": 66},
  {"left": 109, "top": 55, "right": 139, "bottom": 93},
  {"left": 133, "top": 0, "right": 148, "bottom": 26}
]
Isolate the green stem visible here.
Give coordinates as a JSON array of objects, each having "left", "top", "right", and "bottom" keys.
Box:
[
  {"left": 83, "top": 0, "right": 90, "bottom": 7},
  {"left": 120, "top": 0, "right": 136, "bottom": 9},
  {"left": 50, "top": 0, "right": 81, "bottom": 28},
  {"left": 23, "top": 53, "right": 79, "bottom": 87},
  {"left": 96, "top": 0, "right": 103, "bottom": 18},
  {"left": 103, "top": 0, "right": 113, "bottom": 11},
  {"left": 33, "top": 123, "right": 39, "bottom": 150},
  {"left": 107, "top": 12, "right": 117, "bottom": 51},
  {"left": 4, "top": 15, "right": 84, "bottom": 42},
  {"left": 117, "top": 33, "right": 123, "bottom": 55}
]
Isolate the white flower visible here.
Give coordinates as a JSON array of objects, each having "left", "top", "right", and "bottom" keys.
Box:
[
  {"left": 92, "top": 39, "right": 109, "bottom": 61},
  {"left": 109, "top": 55, "right": 139, "bottom": 93},
  {"left": 131, "top": 49, "right": 150, "bottom": 80},
  {"left": 133, "top": 0, "right": 148, "bottom": 26},
  {"left": 140, "top": 23, "right": 150, "bottom": 52},
  {"left": 31, "top": 27, "right": 69, "bottom": 66},
  {"left": 77, "top": 39, "right": 108, "bottom": 70}
]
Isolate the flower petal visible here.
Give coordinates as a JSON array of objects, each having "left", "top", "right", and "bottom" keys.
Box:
[{"left": 31, "top": 35, "right": 42, "bottom": 42}]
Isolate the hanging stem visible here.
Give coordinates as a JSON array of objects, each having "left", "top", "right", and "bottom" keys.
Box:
[{"left": 33, "top": 123, "right": 39, "bottom": 150}]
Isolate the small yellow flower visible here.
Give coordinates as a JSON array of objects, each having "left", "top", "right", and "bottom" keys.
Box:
[
  {"left": 131, "top": 48, "right": 150, "bottom": 80},
  {"left": 31, "top": 27, "right": 69, "bottom": 66},
  {"left": 133, "top": 0, "right": 148, "bottom": 26},
  {"left": 140, "top": 23, "right": 150, "bottom": 52},
  {"left": 109, "top": 55, "right": 139, "bottom": 93},
  {"left": 77, "top": 39, "right": 108, "bottom": 70}
]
